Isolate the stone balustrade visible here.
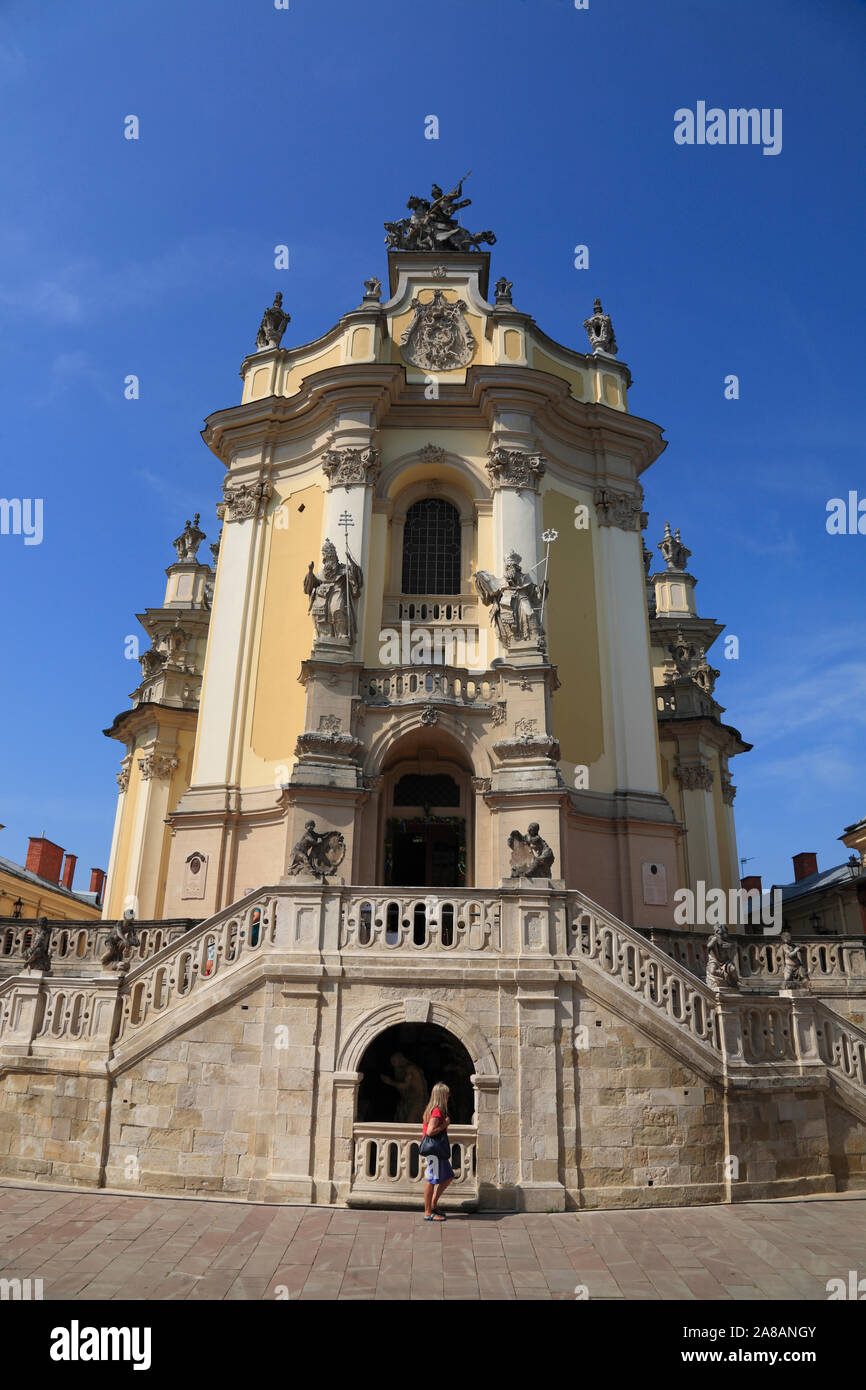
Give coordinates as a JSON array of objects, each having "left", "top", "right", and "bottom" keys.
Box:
[
  {"left": 0, "top": 918, "right": 198, "bottom": 978},
  {"left": 642, "top": 927, "right": 866, "bottom": 993},
  {"left": 359, "top": 667, "right": 498, "bottom": 708},
  {"left": 349, "top": 1122, "right": 478, "bottom": 1208},
  {"left": 570, "top": 902, "right": 723, "bottom": 1056},
  {"left": 341, "top": 892, "right": 501, "bottom": 952},
  {"left": 3, "top": 883, "right": 866, "bottom": 1114},
  {"left": 115, "top": 898, "right": 276, "bottom": 1043}
]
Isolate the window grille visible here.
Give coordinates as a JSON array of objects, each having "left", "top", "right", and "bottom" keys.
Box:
[{"left": 401, "top": 499, "right": 461, "bottom": 594}]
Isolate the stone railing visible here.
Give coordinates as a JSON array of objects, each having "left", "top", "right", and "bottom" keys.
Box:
[
  {"left": 3, "top": 884, "right": 866, "bottom": 1118},
  {"left": 382, "top": 595, "right": 479, "bottom": 627},
  {"left": 341, "top": 892, "right": 501, "bottom": 953},
  {"left": 114, "top": 897, "right": 276, "bottom": 1044},
  {"left": 349, "top": 1122, "right": 477, "bottom": 1207},
  {"left": 642, "top": 928, "right": 866, "bottom": 992},
  {"left": 0, "top": 919, "right": 198, "bottom": 977},
  {"left": 569, "top": 897, "right": 723, "bottom": 1056},
  {"left": 359, "top": 667, "right": 497, "bottom": 708},
  {"left": 815, "top": 1002, "right": 866, "bottom": 1090}
]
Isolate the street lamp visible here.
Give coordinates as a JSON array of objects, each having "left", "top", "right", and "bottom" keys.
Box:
[{"left": 11, "top": 898, "right": 23, "bottom": 919}]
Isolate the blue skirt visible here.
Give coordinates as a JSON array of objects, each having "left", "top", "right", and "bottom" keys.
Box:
[{"left": 424, "top": 1155, "right": 455, "bottom": 1185}]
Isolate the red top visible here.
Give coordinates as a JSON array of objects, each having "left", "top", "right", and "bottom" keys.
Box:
[{"left": 422, "top": 1106, "right": 443, "bottom": 1137}]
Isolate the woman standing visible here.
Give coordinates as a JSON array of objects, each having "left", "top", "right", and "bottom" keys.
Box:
[{"left": 421, "top": 1083, "right": 454, "bottom": 1221}]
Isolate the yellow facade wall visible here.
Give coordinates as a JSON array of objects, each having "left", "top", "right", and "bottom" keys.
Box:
[
  {"left": 247, "top": 483, "right": 324, "bottom": 778},
  {"left": 543, "top": 488, "right": 604, "bottom": 767}
]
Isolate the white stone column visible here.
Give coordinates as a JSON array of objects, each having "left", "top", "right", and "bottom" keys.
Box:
[
  {"left": 192, "top": 490, "right": 267, "bottom": 787},
  {"left": 593, "top": 506, "right": 661, "bottom": 793}
]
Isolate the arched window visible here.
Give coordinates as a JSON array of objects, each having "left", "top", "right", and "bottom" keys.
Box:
[{"left": 401, "top": 499, "right": 461, "bottom": 595}]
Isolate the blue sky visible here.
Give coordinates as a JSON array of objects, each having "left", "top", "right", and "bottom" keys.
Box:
[{"left": 0, "top": 0, "right": 863, "bottom": 896}]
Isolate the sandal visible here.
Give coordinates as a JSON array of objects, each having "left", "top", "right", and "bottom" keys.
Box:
[{"left": 431, "top": 1212, "right": 446, "bottom": 1221}]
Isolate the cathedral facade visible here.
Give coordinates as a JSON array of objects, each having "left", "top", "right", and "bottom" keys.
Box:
[{"left": 2, "top": 188, "right": 865, "bottom": 1212}]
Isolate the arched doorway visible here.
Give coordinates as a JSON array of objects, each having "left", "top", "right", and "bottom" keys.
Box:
[
  {"left": 380, "top": 732, "right": 473, "bottom": 887},
  {"left": 357, "top": 1022, "right": 475, "bottom": 1124}
]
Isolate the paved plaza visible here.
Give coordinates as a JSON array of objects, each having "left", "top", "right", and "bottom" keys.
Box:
[{"left": 1, "top": 1184, "right": 864, "bottom": 1301}]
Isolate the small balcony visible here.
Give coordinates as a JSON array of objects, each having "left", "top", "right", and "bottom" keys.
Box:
[{"left": 348, "top": 1122, "right": 478, "bottom": 1209}]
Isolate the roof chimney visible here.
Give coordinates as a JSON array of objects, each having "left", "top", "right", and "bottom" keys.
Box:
[
  {"left": 741, "top": 875, "right": 762, "bottom": 895},
  {"left": 793, "top": 851, "right": 819, "bottom": 883},
  {"left": 89, "top": 868, "right": 106, "bottom": 906},
  {"left": 25, "top": 836, "right": 64, "bottom": 885},
  {"left": 60, "top": 853, "right": 77, "bottom": 891}
]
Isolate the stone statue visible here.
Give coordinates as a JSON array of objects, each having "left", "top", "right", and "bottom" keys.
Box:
[
  {"left": 100, "top": 909, "right": 140, "bottom": 973},
  {"left": 173, "top": 514, "right": 205, "bottom": 563},
  {"left": 23, "top": 917, "right": 52, "bottom": 974},
  {"left": 658, "top": 521, "right": 692, "bottom": 573},
  {"left": 508, "top": 824, "right": 555, "bottom": 879},
  {"left": 379, "top": 1052, "right": 427, "bottom": 1123},
  {"left": 362, "top": 275, "right": 382, "bottom": 301},
  {"left": 583, "top": 298, "right": 617, "bottom": 356},
  {"left": 256, "top": 291, "right": 290, "bottom": 351},
  {"left": 494, "top": 276, "right": 513, "bottom": 305},
  {"left": 303, "top": 539, "right": 363, "bottom": 643},
  {"left": 474, "top": 551, "right": 547, "bottom": 647},
  {"left": 781, "top": 932, "right": 809, "bottom": 989},
  {"left": 706, "top": 923, "right": 739, "bottom": 991},
  {"left": 287, "top": 820, "right": 347, "bottom": 881},
  {"left": 384, "top": 177, "right": 496, "bottom": 253}
]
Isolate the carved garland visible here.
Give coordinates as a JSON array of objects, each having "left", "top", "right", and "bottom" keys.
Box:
[
  {"left": 486, "top": 447, "right": 547, "bottom": 492},
  {"left": 594, "top": 487, "right": 644, "bottom": 531},
  {"left": 218, "top": 479, "right": 273, "bottom": 523},
  {"left": 321, "top": 445, "right": 380, "bottom": 490}
]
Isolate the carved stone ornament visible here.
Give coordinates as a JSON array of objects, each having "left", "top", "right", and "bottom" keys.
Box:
[
  {"left": 721, "top": 776, "right": 737, "bottom": 806},
  {"left": 420, "top": 705, "right": 438, "bottom": 726},
  {"left": 508, "top": 824, "right": 555, "bottom": 879},
  {"left": 23, "top": 918, "right": 53, "bottom": 974},
  {"left": 218, "top": 479, "right": 273, "bottom": 523},
  {"left": 256, "top": 292, "right": 290, "bottom": 351},
  {"left": 384, "top": 180, "right": 496, "bottom": 253},
  {"left": 116, "top": 758, "right": 132, "bottom": 792},
  {"left": 494, "top": 276, "right": 513, "bottom": 305},
  {"left": 362, "top": 275, "right": 382, "bottom": 302},
  {"left": 294, "top": 729, "right": 361, "bottom": 759},
  {"left": 493, "top": 734, "right": 560, "bottom": 763},
  {"left": 138, "top": 751, "right": 180, "bottom": 781},
  {"left": 491, "top": 702, "right": 507, "bottom": 726},
  {"left": 400, "top": 289, "right": 476, "bottom": 372},
  {"left": 418, "top": 443, "right": 445, "bottom": 465},
  {"left": 321, "top": 445, "right": 380, "bottom": 490},
  {"left": 658, "top": 521, "right": 692, "bottom": 573},
  {"left": 287, "top": 820, "right": 346, "bottom": 881},
  {"left": 471, "top": 776, "right": 492, "bottom": 794},
  {"left": 594, "top": 487, "right": 643, "bottom": 531},
  {"left": 583, "top": 298, "right": 617, "bottom": 356},
  {"left": 173, "top": 513, "right": 205, "bottom": 562},
  {"left": 674, "top": 760, "right": 714, "bottom": 792},
  {"left": 706, "top": 923, "right": 739, "bottom": 992},
  {"left": 486, "top": 447, "right": 546, "bottom": 492},
  {"left": 100, "top": 909, "right": 140, "bottom": 974}
]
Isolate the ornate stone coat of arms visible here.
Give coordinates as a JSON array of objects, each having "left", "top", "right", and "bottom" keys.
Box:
[{"left": 400, "top": 289, "right": 476, "bottom": 372}]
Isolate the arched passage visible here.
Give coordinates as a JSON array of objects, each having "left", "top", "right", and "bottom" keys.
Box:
[
  {"left": 378, "top": 727, "right": 475, "bottom": 887},
  {"left": 356, "top": 1022, "right": 476, "bottom": 1124}
]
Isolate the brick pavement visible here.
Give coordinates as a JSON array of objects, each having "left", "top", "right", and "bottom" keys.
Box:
[{"left": 1, "top": 1184, "right": 864, "bottom": 1301}]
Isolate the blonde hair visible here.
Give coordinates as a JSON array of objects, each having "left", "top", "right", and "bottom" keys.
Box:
[{"left": 423, "top": 1083, "right": 450, "bottom": 1126}]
